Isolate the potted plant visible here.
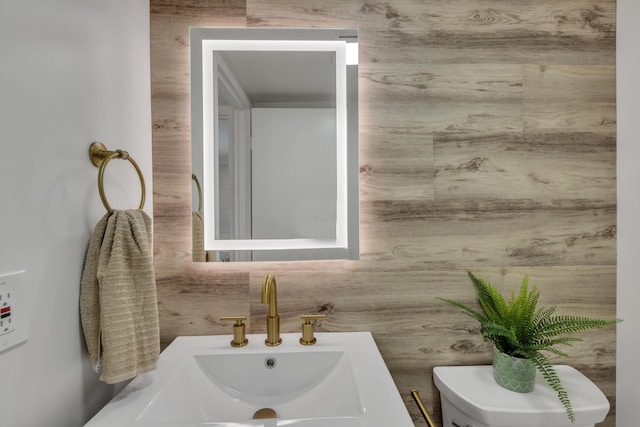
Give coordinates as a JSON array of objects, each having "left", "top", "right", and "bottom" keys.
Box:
[{"left": 438, "top": 271, "right": 619, "bottom": 422}]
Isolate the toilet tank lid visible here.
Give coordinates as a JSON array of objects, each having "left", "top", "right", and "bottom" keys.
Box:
[{"left": 433, "top": 365, "right": 610, "bottom": 426}]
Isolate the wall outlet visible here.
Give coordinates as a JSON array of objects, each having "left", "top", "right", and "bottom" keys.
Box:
[
  {"left": 0, "top": 271, "right": 27, "bottom": 353},
  {"left": 0, "top": 288, "right": 14, "bottom": 335}
]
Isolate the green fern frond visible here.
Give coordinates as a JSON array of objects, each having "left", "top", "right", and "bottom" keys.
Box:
[
  {"left": 529, "top": 351, "right": 576, "bottom": 423},
  {"left": 515, "top": 280, "right": 539, "bottom": 335},
  {"left": 521, "top": 343, "right": 571, "bottom": 358},
  {"left": 512, "top": 275, "right": 531, "bottom": 319},
  {"left": 534, "top": 336, "right": 584, "bottom": 347},
  {"left": 529, "top": 306, "right": 557, "bottom": 333},
  {"left": 536, "top": 315, "right": 620, "bottom": 338},
  {"left": 468, "top": 271, "right": 508, "bottom": 321},
  {"left": 436, "top": 297, "right": 487, "bottom": 324},
  {"left": 481, "top": 322, "right": 518, "bottom": 354}
]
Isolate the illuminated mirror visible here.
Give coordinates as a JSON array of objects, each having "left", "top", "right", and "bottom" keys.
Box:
[{"left": 190, "top": 28, "right": 359, "bottom": 262}]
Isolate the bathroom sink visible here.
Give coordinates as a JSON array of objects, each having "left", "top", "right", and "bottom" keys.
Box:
[
  {"left": 138, "top": 349, "right": 361, "bottom": 423},
  {"left": 84, "top": 332, "right": 413, "bottom": 427}
]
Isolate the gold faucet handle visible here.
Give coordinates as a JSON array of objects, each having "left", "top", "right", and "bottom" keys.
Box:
[
  {"left": 299, "top": 314, "right": 327, "bottom": 345},
  {"left": 220, "top": 316, "right": 249, "bottom": 347}
]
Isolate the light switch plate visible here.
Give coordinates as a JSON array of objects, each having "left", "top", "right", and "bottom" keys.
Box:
[{"left": 0, "top": 271, "right": 27, "bottom": 353}]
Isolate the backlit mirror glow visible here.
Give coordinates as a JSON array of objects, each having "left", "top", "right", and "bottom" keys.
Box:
[{"left": 190, "top": 28, "right": 359, "bottom": 262}]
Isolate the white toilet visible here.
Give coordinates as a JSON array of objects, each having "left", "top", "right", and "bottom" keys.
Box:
[{"left": 433, "top": 365, "right": 610, "bottom": 427}]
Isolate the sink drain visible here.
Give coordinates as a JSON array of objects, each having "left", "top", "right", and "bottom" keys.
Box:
[
  {"left": 253, "top": 407, "right": 277, "bottom": 419},
  {"left": 264, "top": 357, "right": 277, "bottom": 369}
]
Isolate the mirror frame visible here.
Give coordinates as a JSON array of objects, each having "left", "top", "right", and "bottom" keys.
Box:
[{"left": 190, "top": 27, "right": 359, "bottom": 261}]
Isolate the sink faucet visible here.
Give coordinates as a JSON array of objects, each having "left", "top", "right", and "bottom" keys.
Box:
[{"left": 261, "top": 273, "right": 282, "bottom": 346}]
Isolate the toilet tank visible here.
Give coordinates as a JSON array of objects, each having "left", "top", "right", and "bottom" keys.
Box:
[{"left": 433, "top": 365, "right": 610, "bottom": 427}]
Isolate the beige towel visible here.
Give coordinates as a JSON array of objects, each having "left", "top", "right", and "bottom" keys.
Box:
[
  {"left": 192, "top": 211, "right": 217, "bottom": 262},
  {"left": 80, "top": 209, "right": 160, "bottom": 384},
  {"left": 192, "top": 211, "right": 206, "bottom": 262}
]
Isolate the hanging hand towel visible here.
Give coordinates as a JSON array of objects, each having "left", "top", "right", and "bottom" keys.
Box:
[{"left": 80, "top": 209, "right": 160, "bottom": 384}]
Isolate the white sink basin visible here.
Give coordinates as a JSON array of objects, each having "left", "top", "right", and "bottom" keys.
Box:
[{"left": 85, "top": 332, "right": 414, "bottom": 427}]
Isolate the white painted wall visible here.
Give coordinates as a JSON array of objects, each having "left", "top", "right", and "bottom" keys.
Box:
[
  {"left": 0, "top": 1, "right": 151, "bottom": 425},
  {"left": 617, "top": 0, "right": 640, "bottom": 425},
  {"left": 252, "top": 108, "right": 337, "bottom": 240}
]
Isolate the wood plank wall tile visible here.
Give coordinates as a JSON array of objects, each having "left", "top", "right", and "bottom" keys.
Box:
[
  {"left": 523, "top": 65, "right": 617, "bottom": 133},
  {"left": 434, "top": 131, "right": 616, "bottom": 201},
  {"left": 150, "top": 0, "right": 617, "bottom": 425},
  {"left": 247, "top": 0, "right": 615, "bottom": 65}
]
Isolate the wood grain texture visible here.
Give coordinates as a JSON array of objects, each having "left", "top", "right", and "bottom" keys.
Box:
[
  {"left": 246, "top": 0, "right": 615, "bottom": 65},
  {"left": 523, "top": 65, "right": 616, "bottom": 133},
  {"left": 434, "top": 131, "right": 616, "bottom": 201},
  {"left": 150, "top": 0, "right": 617, "bottom": 425}
]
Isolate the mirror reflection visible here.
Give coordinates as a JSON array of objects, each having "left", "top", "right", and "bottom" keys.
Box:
[{"left": 190, "top": 28, "right": 359, "bottom": 262}]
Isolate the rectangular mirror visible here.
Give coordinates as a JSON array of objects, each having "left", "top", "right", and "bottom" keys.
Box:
[{"left": 190, "top": 28, "right": 359, "bottom": 262}]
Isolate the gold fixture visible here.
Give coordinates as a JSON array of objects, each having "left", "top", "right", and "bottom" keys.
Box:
[
  {"left": 261, "top": 274, "right": 281, "bottom": 346},
  {"left": 253, "top": 408, "right": 277, "bottom": 419},
  {"left": 219, "top": 316, "right": 248, "bottom": 347},
  {"left": 299, "top": 314, "right": 326, "bottom": 345},
  {"left": 88, "top": 141, "right": 146, "bottom": 213},
  {"left": 411, "top": 390, "right": 436, "bottom": 427}
]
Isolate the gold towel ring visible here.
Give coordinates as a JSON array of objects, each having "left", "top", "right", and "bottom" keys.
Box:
[
  {"left": 89, "top": 142, "right": 146, "bottom": 213},
  {"left": 192, "top": 173, "right": 203, "bottom": 212}
]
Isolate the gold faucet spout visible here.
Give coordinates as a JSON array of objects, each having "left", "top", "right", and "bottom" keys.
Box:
[
  {"left": 261, "top": 273, "right": 281, "bottom": 346},
  {"left": 261, "top": 273, "right": 278, "bottom": 317}
]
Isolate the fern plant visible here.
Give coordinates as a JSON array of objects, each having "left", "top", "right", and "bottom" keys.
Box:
[{"left": 438, "top": 271, "right": 619, "bottom": 422}]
